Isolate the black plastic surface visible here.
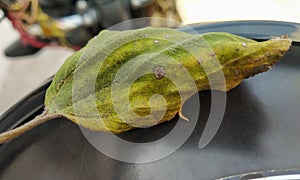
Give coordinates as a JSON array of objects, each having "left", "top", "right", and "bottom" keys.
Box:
[{"left": 0, "top": 21, "right": 300, "bottom": 180}]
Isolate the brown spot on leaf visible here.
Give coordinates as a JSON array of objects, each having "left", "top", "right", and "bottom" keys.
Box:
[
  {"left": 197, "top": 58, "right": 203, "bottom": 64},
  {"left": 153, "top": 66, "right": 166, "bottom": 79}
]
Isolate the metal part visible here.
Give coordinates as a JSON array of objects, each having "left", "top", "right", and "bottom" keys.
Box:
[
  {"left": 252, "top": 174, "right": 300, "bottom": 180},
  {"left": 219, "top": 169, "right": 300, "bottom": 180},
  {"left": 131, "top": 0, "right": 154, "bottom": 9},
  {"left": 76, "top": 0, "right": 88, "bottom": 12},
  {"left": 56, "top": 8, "right": 98, "bottom": 31}
]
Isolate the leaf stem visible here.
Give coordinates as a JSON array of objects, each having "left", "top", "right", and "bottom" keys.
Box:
[{"left": 0, "top": 110, "right": 62, "bottom": 145}]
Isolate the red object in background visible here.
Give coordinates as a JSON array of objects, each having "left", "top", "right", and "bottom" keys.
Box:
[{"left": 7, "top": 13, "right": 50, "bottom": 49}]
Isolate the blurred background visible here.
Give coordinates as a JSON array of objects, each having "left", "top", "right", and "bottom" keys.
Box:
[{"left": 0, "top": 0, "right": 300, "bottom": 115}]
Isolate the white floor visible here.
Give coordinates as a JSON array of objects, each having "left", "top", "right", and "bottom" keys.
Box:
[
  {"left": 0, "top": 0, "right": 300, "bottom": 115},
  {"left": 0, "top": 16, "right": 73, "bottom": 115}
]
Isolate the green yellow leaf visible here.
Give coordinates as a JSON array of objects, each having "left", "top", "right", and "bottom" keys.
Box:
[{"left": 44, "top": 27, "right": 291, "bottom": 133}]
